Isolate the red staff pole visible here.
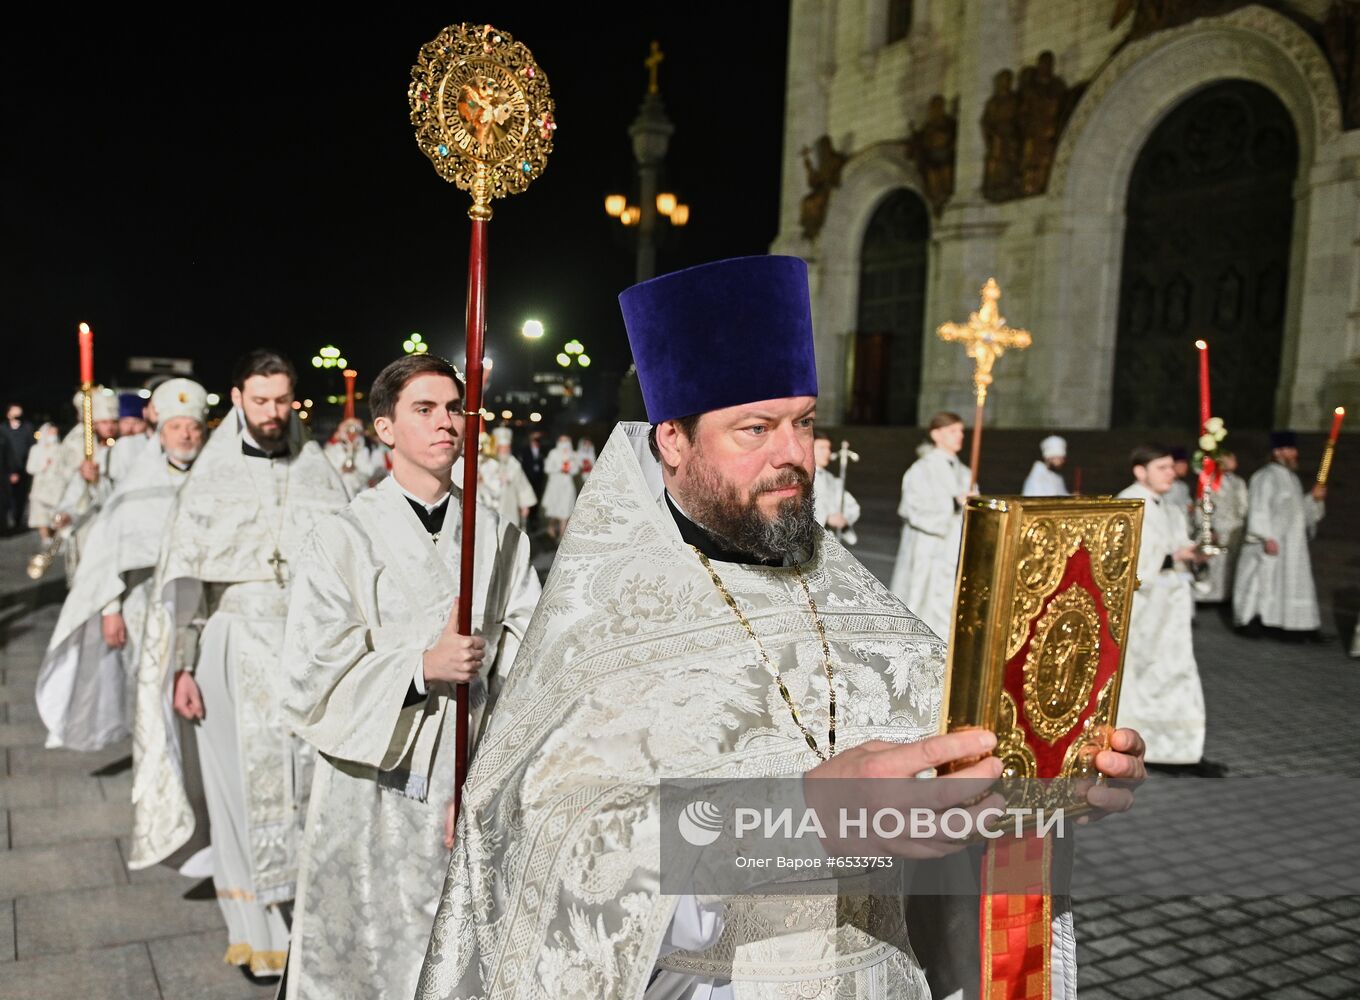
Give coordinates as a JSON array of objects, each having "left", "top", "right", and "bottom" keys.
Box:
[{"left": 453, "top": 214, "right": 488, "bottom": 821}]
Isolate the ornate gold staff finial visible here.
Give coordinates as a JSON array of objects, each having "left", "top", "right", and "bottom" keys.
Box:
[
  {"left": 408, "top": 23, "right": 556, "bottom": 221},
  {"left": 938, "top": 278, "right": 1032, "bottom": 485},
  {"left": 645, "top": 40, "right": 665, "bottom": 94}
]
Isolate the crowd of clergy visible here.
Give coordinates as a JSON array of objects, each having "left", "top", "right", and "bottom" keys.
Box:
[
  {"left": 1, "top": 253, "right": 1343, "bottom": 1000},
  {"left": 888, "top": 421, "right": 1338, "bottom": 777}
]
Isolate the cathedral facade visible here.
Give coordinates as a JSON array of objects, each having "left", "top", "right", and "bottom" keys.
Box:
[{"left": 772, "top": 0, "right": 1360, "bottom": 430}]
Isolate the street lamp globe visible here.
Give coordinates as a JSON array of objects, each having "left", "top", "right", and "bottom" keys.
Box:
[{"left": 522, "top": 319, "right": 544, "bottom": 340}]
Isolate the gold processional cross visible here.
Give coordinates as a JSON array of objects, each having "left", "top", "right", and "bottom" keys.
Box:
[{"left": 937, "top": 278, "right": 1032, "bottom": 487}]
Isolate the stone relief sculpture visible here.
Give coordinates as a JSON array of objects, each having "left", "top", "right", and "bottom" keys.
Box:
[
  {"left": 906, "top": 94, "right": 958, "bottom": 216},
  {"left": 1018, "top": 51, "right": 1069, "bottom": 197},
  {"left": 1110, "top": 0, "right": 1254, "bottom": 48},
  {"left": 800, "top": 134, "right": 847, "bottom": 240},
  {"left": 982, "top": 69, "right": 1022, "bottom": 202}
]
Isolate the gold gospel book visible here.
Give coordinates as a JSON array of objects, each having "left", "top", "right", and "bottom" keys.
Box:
[{"left": 941, "top": 496, "right": 1145, "bottom": 799}]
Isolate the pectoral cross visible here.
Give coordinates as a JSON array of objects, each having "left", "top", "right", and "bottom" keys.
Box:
[
  {"left": 937, "top": 278, "right": 1032, "bottom": 487},
  {"left": 268, "top": 548, "right": 287, "bottom": 588}
]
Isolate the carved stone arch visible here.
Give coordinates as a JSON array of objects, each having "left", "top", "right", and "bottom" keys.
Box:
[
  {"left": 809, "top": 145, "right": 930, "bottom": 421},
  {"left": 1027, "top": 4, "right": 1342, "bottom": 428},
  {"left": 1051, "top": 5, "right": 1341, "bottom": 214}
]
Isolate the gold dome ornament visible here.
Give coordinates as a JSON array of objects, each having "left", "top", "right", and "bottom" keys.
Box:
[{"left": 408, "top": 23, "right": 556, "bottom": 219}]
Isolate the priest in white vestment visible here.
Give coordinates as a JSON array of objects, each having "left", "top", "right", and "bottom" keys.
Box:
[
  {"left": 36, "top": 379, "right": 208, "bottom": 751},
  {"left": 478, "top": 426, "right": 537, "bottom": 530},
  {"left": 1191, "top": 451, "right": 1249, "bottom": 603},
  {"left": 128, "top": 350, "right": 348, "bottom": 980},
  {"left": 811, "top": 432, "right": 860, "bottom": 545},
  {"left": 1021, "top": 435, "right": 1069, "bottom": 496},
  {"left": 25, "top": 423, "right": 63, "bottom": 536},
  {"left": 1233, "top": 432, "right": 1326, "bottom": 633},
  {"left": 51, "top": 388, "right": 123, "bottom": 578},
  {"left": 324, "top": 417, "right": 379, "bottom": 497},
  {"left": 889, "top": 413, "right": 974, "bottom": 638},
  {"left": 1116, "top": 445, "right": 1214, "bottom": 770},
  {"left": 416, "top": 256, "right": 1148, "bottom": 1000},
  {"left": 541, "top": 434, "right": 580, "bottom": 537},
  {"left": 282, "top": 356, "right": 540, "bottom": 1000}
]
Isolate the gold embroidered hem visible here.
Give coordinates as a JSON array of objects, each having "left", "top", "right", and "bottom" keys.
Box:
[
  {"left": 216, "top": 887, "right": 255, "bottom": 901},
  {"left": 224, "top": 942, "right": 287, "bottom": 974}
]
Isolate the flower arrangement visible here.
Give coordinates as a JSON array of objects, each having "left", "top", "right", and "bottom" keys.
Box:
[{"left": 1193, "top": 416, "right": 1228, "bottom": 494}]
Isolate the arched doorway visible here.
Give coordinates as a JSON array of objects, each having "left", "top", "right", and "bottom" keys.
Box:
[
  {"left": 851, "top": 189, "right": 930, "bottom": 424},
  {"left": 1112, "top": 80, "right": 1298, "bottom": 430}
]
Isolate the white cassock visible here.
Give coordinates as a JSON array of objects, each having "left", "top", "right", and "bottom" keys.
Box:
[
  {"left": 1116, "top": 482, "right": 1205, "bottom": 764},
  {"left": 36, "top": 442, "right": 190, "bottom": 751},
  {"left": 540, "top": 444, "right": 580, "bottom": 520},
  {"left": 1191, "top": 471, "right": 1248, "bottom": 603},
  {"left": 29, "top": 426, "right": 85, "bottom": 531},
  {"left": 128, "top": 413, "right": 348, "bottom": 976},
  {"left": 112, "top": 431, "right": 152, "bottom": 468},
  {"left": 25, "top": 435, "right": 64, "bottom": 529},
  {"left": 478, "top": 454, "right": 537, "bottom": 530},
  {"left": 1021, "top": 461, "right": 1068, "bottom": 496},
  {"left": 282, "top": 476, "right": 539, "bottom": 1000},
  {"left": 415, "top": 423, "right": 1077, "bottom": 1000},
  {"left": 889, "top": 447, "right": 970, "bottom": 638},
  {"left": 812, "top": 466, "right": 861, "bottom": 545},
  {"left": 55, "top": 436, "right": 132, "bottom": 579},
  {"left": 324, "top": 438, "right": 379, "bottom": 497},
  {"left": 1232, "top": 462, "right": 1324, "bottom": 631}
]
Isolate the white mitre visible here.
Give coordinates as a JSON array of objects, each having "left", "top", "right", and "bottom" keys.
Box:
[
  {"left": 491, "top": 426, "right": 513, "bottom": 447},
  {"left": 1040, "top": 434, "right": 1067, "bottom": 459},
  {"left": 74, "top": 387, "right": 120, "bottom": 422},
  {"left": 150, "top": 378, "right": 208, "bottom": 424}
]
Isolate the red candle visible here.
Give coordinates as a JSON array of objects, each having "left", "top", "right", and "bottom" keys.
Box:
[
  {"left": 78, "top": 322, "right": 94, "bottom": 385},
  {"left": 1195, "top": 339, "right": 1210, "bottom": 430},
  {"left": 343, "top": 369, "right": 357, "bottom": 420},
  {"left": 1329, "top": 406, "right": 1345, "bottom": 444},
  {"left": 1073, "top": 466, "right": 1083, "bottom": 495}
]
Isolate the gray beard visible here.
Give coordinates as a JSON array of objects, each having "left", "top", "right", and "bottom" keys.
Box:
[{"left": 681, "top": 464, "right": 820, "bottom": 564}]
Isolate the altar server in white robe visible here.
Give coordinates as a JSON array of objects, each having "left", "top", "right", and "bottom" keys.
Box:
[
  {"left": 1233, "top": 431, "right": 1326, "bottom": 634},
  {"left": 540, "top": 434, "right": 579, "bottom": 538},
  {"left": 25, "top": 423, "right": 63, "bottom": 538},
  {"left": 52, "top": 388, "right": 122, "bottom": 577},
  {"left": 1022, "top": 435, "right": 1070, "bottom": 496},
  {"left": 417, "top": 255, "right": 1148, "bottom": 1000},
  {"left": 36, "top": 379, "right": 208, "bottom": 751},
  {"left": 1191, "top": 450, "right": 1249, "bottom": 603},
  {"left": 811, "top": 431, "right": 860, "bottom": 544},
  {"left": 128, "top": 349, "right": 348, "bottom": 981},
  {"left": 1117, "top": 445, "right": 1217, "bottom": 772},
  {"left": 324, "top": 417, "right": 379, "bottom": 497},
  {"left": 478, "top": 425, "right": 537, "bottom": 530},
  {"left": 282, "top": 355, "right": 539, "bottom": 1000},
  {"left": 889, "top": 412, "right": 974, "bottom": 638}
]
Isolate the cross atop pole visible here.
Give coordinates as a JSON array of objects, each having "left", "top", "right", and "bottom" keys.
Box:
[
  {"left": 937, "top": 278, "right": 1031, "bottom": 487},
  {"left": 644, "top": 40, "right": 665, "bottom": 94}
]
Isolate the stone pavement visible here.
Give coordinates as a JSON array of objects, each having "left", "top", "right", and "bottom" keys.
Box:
[{"left": 3, "top": 516, "right": 1359, "bottom": 998}]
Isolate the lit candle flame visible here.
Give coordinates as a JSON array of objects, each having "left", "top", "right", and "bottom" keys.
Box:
[
  {"left": 1337, "top": 407, "right": 1346, "bottom": 416},
  {"left": 1194, "top": 339, "right": 1208, "bottom": 350},
  {"left": 79, "top": 322, "right": 91, "bottom": 334}
]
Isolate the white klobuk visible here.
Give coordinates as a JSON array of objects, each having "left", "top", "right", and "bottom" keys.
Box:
[
  {"left": 1116, "top": 482, "right": 1205, "bottom": 764},
  {"left": 889, "top": 447, "right": 971, "bottom": 638},
  {"left": 36, "top": 440, "right": 191, "bottom": 750},
  {"left": 478, "top": 453, "right": 537, "bottom": 529},
  {"left": 281, "top": 475, "right": 539, "bottom": 1000},
  {"left": 128, "top": 412, "right": 347, "bottom": 974},
  {"left": 415, "top": 423, "right": 1079, "bottom": 1000},
  {"left": 1233, "top": 463, "right": 1324, "bottom": 631}
]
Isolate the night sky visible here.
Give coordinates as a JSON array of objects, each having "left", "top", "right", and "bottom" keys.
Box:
[{"left": 2, "top": 7, "right": 790, "bottom": 424}]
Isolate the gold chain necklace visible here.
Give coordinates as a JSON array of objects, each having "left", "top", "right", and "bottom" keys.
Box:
[{"left": 690, "top": 546, "right": 837, "bottom": 760}]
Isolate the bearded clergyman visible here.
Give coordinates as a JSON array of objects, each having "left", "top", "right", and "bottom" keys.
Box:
[
  {"left": 35, "top": 378, "right": 209, "bottom": 751},
  {"left": 281, "top": 355, "right": 540, "bottom": 1000},
  {"left": 478, "top": 425, "right": 537, "bottom": 530},
  {"left": 416, "top": 256, "right": 1147, "bottom": 1000},
  {"left": 129, "top": 349, "right": 348, "bottom": 982}
]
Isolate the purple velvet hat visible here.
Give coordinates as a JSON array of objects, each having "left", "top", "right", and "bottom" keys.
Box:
[
  {"left": 618, "top": 255, "right": 818, "bottom": 423},
  {"left": 1269, "top": 430, "right": 1297, "bottom": 448},
  {"left": 118, "top": 393, "right": 144, "bottom": 419}
]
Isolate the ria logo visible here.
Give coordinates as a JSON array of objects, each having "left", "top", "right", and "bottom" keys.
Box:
[{"left": 677, "top": 800, "right": 723, "bottom": 846}]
